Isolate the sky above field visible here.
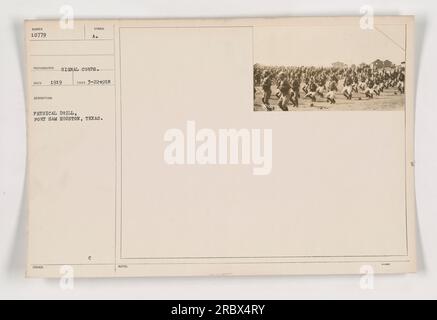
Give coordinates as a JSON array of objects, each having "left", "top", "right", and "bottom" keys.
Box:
[{"left": 254, "top": 25, "right": 406, "bottom": 67}]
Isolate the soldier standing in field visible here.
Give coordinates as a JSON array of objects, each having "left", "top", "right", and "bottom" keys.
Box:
[
  {"left": 277, "top": 72, "right": 291, "bottom": 111},
  {"left": 261, "top": 70, "right": 273, "bottom": 111},
  {"left": 397, "top": 70, "right": 405, "bottom": 94},
  {"left": 290, "top": 74, "right": 301, "bottom": 108}
]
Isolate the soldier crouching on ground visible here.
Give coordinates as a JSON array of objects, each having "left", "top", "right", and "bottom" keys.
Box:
[{"left": 326, "top": 77, "right": 338, "bottom": 104}]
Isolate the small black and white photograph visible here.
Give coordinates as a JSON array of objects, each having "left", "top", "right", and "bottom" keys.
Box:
[{"left": 253, "top": 25, "right": 407, "bottom": 111}]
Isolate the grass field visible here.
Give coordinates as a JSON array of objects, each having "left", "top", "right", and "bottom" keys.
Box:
[{"left": 254, "top": 85, "right": 405, "bottom": 111}]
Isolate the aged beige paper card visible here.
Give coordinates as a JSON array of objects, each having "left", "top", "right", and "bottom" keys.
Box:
[{"left": 25, "top": 16, "right": 416, "bottom": 277}]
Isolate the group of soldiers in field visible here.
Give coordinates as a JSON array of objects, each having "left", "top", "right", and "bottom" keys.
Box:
[{"left": 254, "top": 63, "right": 406, "bottom": 111}]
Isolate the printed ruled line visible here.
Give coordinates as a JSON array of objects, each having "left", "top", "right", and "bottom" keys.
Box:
[
  {"left": 31, "top": 260, "right": 411, "bottom": 267},
  {"left": 29, "top": 39, "right": 114, "bottom": 42},
  {"left": 30, "top": 54, "right": 115, "bottom": 57},
  {"left": 32, "top": 84, "right": 115, "bottom": 87},
  {"left": 31, "top": 69, "right": 115, "bottom": 72},
  {"left": 121, "top": 254, "right": 410, "bottom": 260}
]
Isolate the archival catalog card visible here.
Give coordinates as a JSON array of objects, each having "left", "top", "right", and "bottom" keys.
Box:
[{"left": 25, "top": 16, "right": 416, "bottom": 278}]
